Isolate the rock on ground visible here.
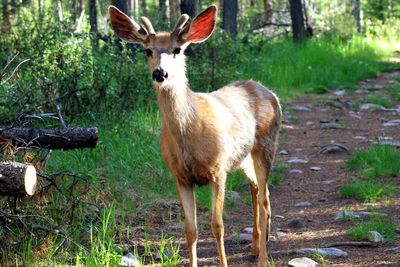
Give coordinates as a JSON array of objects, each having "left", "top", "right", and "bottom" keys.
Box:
[
  {"left": 291, "top": 247, "right": 348, "bottom": 257},
  {"left": 288, "top": 257, "right": 318, "bottom": 267}
]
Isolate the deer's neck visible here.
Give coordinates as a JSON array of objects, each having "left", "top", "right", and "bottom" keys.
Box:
[{"left": 156, "top": 82, "right": 196, "bottom": 136}]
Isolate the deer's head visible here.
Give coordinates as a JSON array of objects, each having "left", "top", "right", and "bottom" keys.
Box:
[{"left": 109, "top": 5, "right": 217, "bottom": 89}]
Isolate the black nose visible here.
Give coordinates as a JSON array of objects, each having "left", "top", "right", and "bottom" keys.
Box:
[{"left": 152, "top": 68, "right": 168, "bottom": 82}]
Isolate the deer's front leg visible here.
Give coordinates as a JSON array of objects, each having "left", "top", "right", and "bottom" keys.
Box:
[
  {"left": 175, "top": 182, "right": 198, "bottom": 267},
  {"left": 211, "top": 175, "right": 228, "bottom": 267}
]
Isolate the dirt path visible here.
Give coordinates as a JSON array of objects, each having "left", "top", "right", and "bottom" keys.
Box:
[{"left": 131, "top": 70, "right": 400, "bottom": 267}]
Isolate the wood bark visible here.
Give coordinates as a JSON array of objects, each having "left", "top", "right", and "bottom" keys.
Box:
[
  {"left": 353, "top": 0, "right": 363, "bottom": 33},
  {"left": 0, "top": 161, "right": 37, "bottom": 196},
  {"left": 169, "top": 0, "right": 179, "bottom": 21},
  {"left": 141, "top": 0, "right": 146, "bottom": 16},
  {"left": 112, "top": 0, "right": 129, "bottom": 15},
  {"left": 289, "top": 0, "right": 306, "bottom": 42},
  {"left": 56, "top": 0, "right": 63, "bottom": 22},
  {"left": 2, "top": 0, "right": 10, "bottom": 26},
  {"left": 180, "top": 0, "right": 197, "bottom": 18},
  {"left": 222, "top": 0, "right": 238, "bottom": 39},
  {"left": 159, "top": 0, "right": 170, "bottom": 27},
  {"left": 0, "top": 127, "right": 98, "bottom": 150},
  {"left": 89, "top": 0, "right": 98, "bottom": 50},
  {"left": 264, "top": 0, "right": 273, "bottom": 23}
]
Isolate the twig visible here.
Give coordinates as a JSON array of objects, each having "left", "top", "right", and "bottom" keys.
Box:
[
  {"left": 2, "top": 59, "right": 30, "bottom": 84},
  {"left": 56, "top": 104, "right": 67, "bottom": 128},
  {"left": 0, "top": 53, "right": 20, "bottom": 79}
]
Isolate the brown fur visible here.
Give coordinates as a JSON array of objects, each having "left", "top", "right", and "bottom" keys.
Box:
[{"left": 109, "top": 5, "right": 282, "bottom": 267}]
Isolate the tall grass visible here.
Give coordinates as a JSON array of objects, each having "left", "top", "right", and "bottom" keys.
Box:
[{"left": 241, "top": 36, "right": 395, "bottom": 98}]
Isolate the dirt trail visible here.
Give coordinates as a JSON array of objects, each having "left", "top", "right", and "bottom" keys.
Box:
[{"left": 132, "top": 70, "right": 400, "bottom": 267}]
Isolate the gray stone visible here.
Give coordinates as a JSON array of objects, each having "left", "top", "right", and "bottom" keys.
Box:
[
  {"left": 320, "top": 122, "right": 342, "bottom": 129},
  {"left": 334, "top": 90, "right": 347, "bottom": 96},
  {"left": 243, "top": 227, "right": 253, "bottom": 234},
  {"left": 382, "top": 119, "right": 400, "bottom": 127},
  {"left": 384, "top": 247, "right": 400, "bottom": 253},
  {"left": 368, "top": 231, "right": 385, "bottom": 244},
  {"left": 274, "top": 215, "right": 285, "bottom": 220},
  {"left": 288, "top": 218, "right": 303, "bottom": 228},
  {"left": 292, "top": 105, "right": 312, "bottom": 112},
  {"left": 291, "top": 247, "right": 348, "bottom": 257},
  {"left": 288, "top": 257, "right": 317, "bottom": 267},
  {"left": 310, "top": 166, "right": 321, "bottom": 171},
  {"left": 334, "top": 211, "right": 387, "bottom": 220},
  {"left": 279, "top": 149, "right": 289, "bottom": 155},
  {"left": 295, "top": 201, "right": 312, "bottom": 208},
  {"left": 239, "top": 233, "right": 253, "bottom": 243},
  {"left": 360, "top": 103, "right": 386, "bottom": 111},
  {"left": 276, "top": 230, "right": 287, "bottom": 239},
  {"left": 305, "top": 121, "right": 314, "bottom": 126},
  {"left": 119, "top": 252, "right": 140, "bottom": 267},
  {"left": 287, "top": 157, "right": 309, "bottom": 164},
  {"left": 353, "top": 135, "right": 367, "bottom": 140},
  {"left": 227, "top": 191, "right": 240, "bottom": 200},
  {"left": 373, "top": 140, "right": 400, "bottom": 148},
  {"left": 289, "top": 169, "right": 303, "bottom": 174}
]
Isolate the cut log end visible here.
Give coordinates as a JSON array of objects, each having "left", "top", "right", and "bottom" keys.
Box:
[
  {"left": 24, "top": 165, "right": 37, "bottom": 196},
  {"left": 0, "top": 162, "right": 38, "bottom": 196}
]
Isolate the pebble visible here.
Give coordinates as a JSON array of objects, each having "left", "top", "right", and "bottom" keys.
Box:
[
  {"left": 243, "top": 227, "right": 253, "bottom": 234},
  {"left": 239, "top": 233, "right": 253, "bottom": 243},
  {"left": 334, "top": 211, "right": 387, "bottom": 220},
  {"left": 291, "top": 247, "right": 348, "bottom": 257},
  {"left": 360, "top": 103, "right": 386, "bottom": 111},
  {"left": 287, "top": 157, "right": 309, "bottom": 164},
  {"left": 305, "top": 121, "right": 314, "bottom": 126},
  {"left": 382, "top": 119, "right": 400, "bottom": 127},
  {"left": 276, "top": 230, "right": 287, "bottom": 239},
  {"left": 288, "top": 218, "right": 303, "bottom": 228},
  {"left": 384, "top": 247, "right": 400, "bottom": 253},
  {"left": 279, "top": 149, "right": 289, "bottom": 155},
  {"left": 119, "top": 252, "right": 140, "bottom": 267},
  {"left": 274, "top": 215, "right": 285, "bottom": 220},
  {"left": 320, "top": 122, "right": 342, "bottom": 129},
  {"left": 353, "top": 135, "right": 367, "bottom": 140},
  {"left": 368, "top": 231, "right": 385, "bottom": 244},
  {"left": 292, "top": 105, "right": 312, "bottom": 112},
  {"left": 289, "top": 169, "right": 303, "bottom": 174},
  {"left": 310, "top": 166, "right": 321, "bottom": 171},
  {"left": 295, "top": 201, "right": 312, "bottom": 208},
  {"left": 288, "top": 257, "right": 317, "bottom": 267},
  {"left": 334, "top": 90, "right": 347, "bottom": 96}
]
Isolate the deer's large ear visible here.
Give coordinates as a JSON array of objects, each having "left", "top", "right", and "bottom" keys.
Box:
[
  {"left": 109, "top": 5, "right": 148, "bottom": 43},
  {"left": 179, "top": 5, "right": 217, "bottom": 44}
]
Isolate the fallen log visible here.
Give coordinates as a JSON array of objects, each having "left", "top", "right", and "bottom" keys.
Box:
[
  {"left": 0, "top": 161, "right": 37, "bottom": 196},
  {"left": 0, "top": 127, "right": 98, "bottom": 150}
]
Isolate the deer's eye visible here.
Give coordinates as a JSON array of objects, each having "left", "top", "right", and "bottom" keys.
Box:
[
  {"left": 173, "top": 47, "right": 181, "bottom": 55},
  {"left": 145, "top": 49, "right": 153, "bottom": 57}
]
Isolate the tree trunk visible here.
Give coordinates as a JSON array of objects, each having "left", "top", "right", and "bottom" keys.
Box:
[
  {"left": 169, "top": 0, "right": 179, "bottom": 21},
  {"left": 38, "top": 0, "right": 44, "bottom": 18},
  {"left": 141, "top": 0, "right": 146, "bottom": 16},
  {"left": 353, "top": 0, "right": 363, "bottom": 33},
  {"left": 89, "top": 0, "right": 98, "bottom": 50},
  {"left": 222, "top": 0, "right": 238, "bottom": 39},
  {"left": 289, "top": 0, "right": 306, "bottom": 42},
  {"left": 159, "top": 0, "right": 170, "bottom": 27},
  {"left": 180, "top": 0, "right": 197, "bottom": 18},
  {"left": 0, "top": 161, "right": 37, "bottom": 196},
  {"left": 133, "top": 0, "right": 138, "bottom": 19},
  {"left": 264, "top": 0, "right": 273, "bottom": 24},
  {"left": 2, "top": 0, "right": 10, "bottom": 26},
  {"left": 112, "top": 0, "right": 129, "bottom": 15},
  {"left": 75, "top": 0, "right": 84, "bottom": 32},
  {"left": 56, "top": 0, "right": 63, "bottom": 22},
  {"left": 0, "top": 127, "right": 98, "bottom": 150}
]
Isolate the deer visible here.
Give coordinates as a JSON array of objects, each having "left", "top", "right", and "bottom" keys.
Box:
[{"left": 109, "top": 5, "right": 282, "bottom": 267}]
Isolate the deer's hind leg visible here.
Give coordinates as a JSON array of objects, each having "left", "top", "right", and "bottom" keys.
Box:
[
  {"left": 252, "top": 149, "right": 272, "bottom": 267},
  {"left": 240, "top": 154, "right": 261, "bottom": 257}
]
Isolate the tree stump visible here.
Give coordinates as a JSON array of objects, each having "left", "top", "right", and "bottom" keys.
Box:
[{"left": 0, "top": 161, "right": 37, "bottom": 196}]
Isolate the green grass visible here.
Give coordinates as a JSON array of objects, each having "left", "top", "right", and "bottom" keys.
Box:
[
  {"left": 390, "top": 83, "right": 400, "bottom": 101},
  {"left": 241, "top": 36, "right": 396, "bottom": 99},
  {"left": 269, "top": 163, "right": 289, "bottom": 185},
  {"left": 339, "top": 179, "right": 397, "bottom": 202},
  {"left": 346, "top": 145, "right": 400, "bottom": 178},
  {"left": 365, "top": 92, "right": 395, "bottom": 108},
  {"left": 348, "top": 215, "right": 396, "bottom": 241}
]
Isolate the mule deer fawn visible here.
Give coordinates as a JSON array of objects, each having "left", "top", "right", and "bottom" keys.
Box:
[{"left": 109, "top": 5, "right": 281, "bottom": 267}]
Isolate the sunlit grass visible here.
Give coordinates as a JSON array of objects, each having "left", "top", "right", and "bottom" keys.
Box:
[
  {"left": 339, "top": 179, "right": 397, "bottom": 202},
  {"left": 346, "top": 145, "right": 400, "bottom": 178},
  {"left": 348, "top": 215, "right": 396, "bottom": 241},
  {"left": 365, "top": 92, "right": 395, "bottom": 108}
]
